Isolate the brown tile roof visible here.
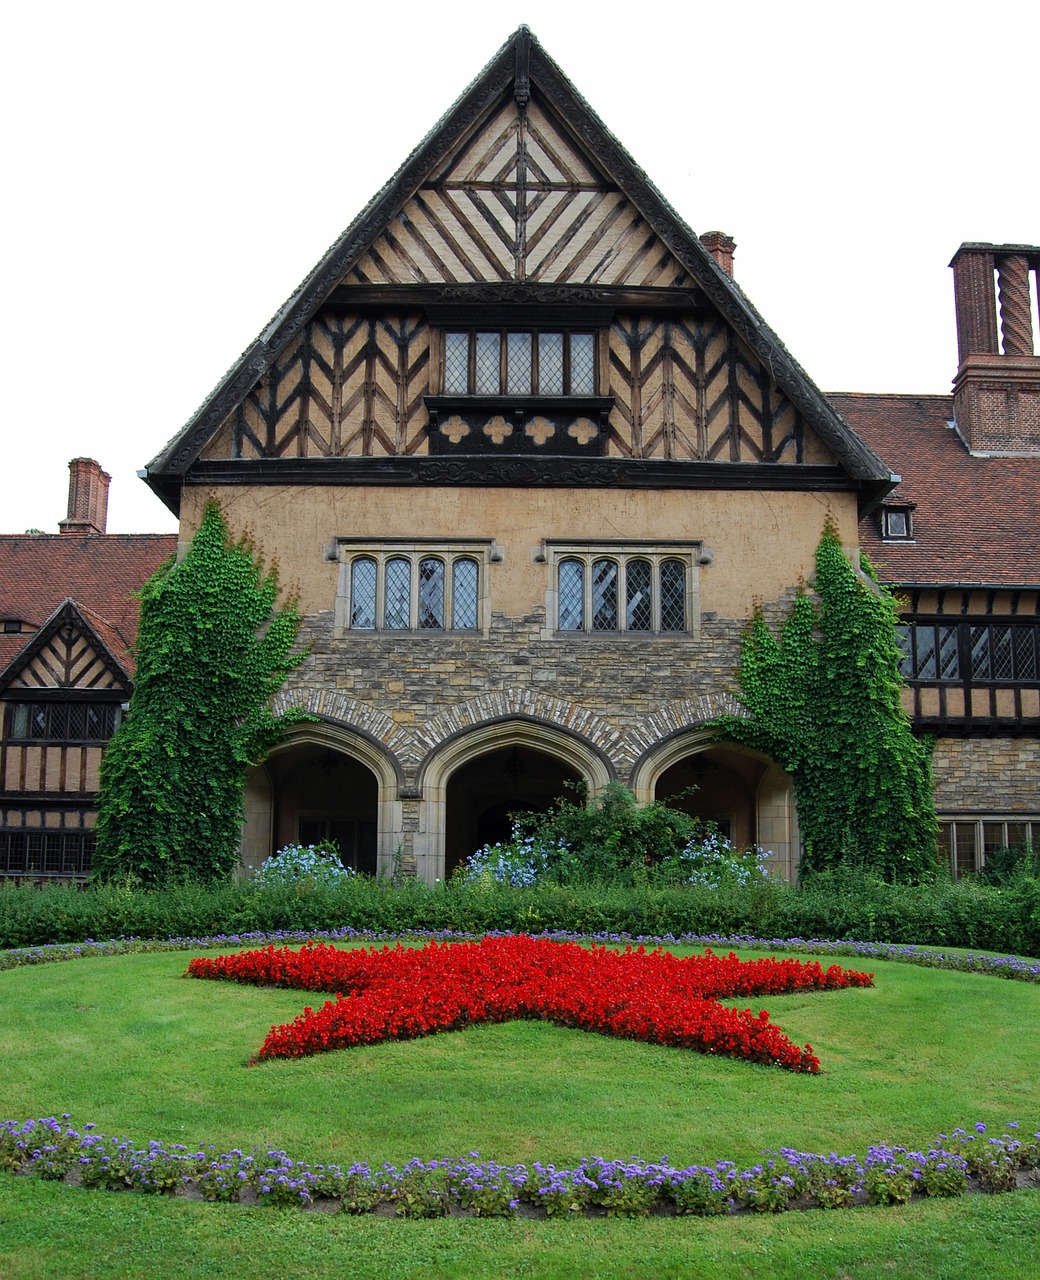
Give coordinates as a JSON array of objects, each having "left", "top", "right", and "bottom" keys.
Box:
[
  {"left": 0, "top": 533, "right": 177, "bottom": 675},
  {"left": 832, "top": 392, "right": 1040, "bottom": 586}
]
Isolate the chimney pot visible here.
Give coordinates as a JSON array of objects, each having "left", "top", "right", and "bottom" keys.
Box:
[{"left": 59, "top": 458, "right": 111, "bottom": 535}]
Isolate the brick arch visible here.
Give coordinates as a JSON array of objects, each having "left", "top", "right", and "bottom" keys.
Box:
[
  {"left": 272, "top": 687, "right": 420, "bottom": 765},
  {"left": 411, "top": 716, "right": 615, "bottom": 885},
  {"left": 629, "top": 728, "right": 800, "bottom": 881},
  {"left": 413, "top": 690, "right": 627, "bottom": 768},
  {"left": 621, "top": 692, "right": 749, "bottom": 764}
]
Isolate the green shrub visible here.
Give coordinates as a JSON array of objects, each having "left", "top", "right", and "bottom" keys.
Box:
[{"left": 1, "top": 870, "right": 1037, "bottom": 956}]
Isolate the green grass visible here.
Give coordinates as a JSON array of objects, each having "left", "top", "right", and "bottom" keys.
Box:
[
  {"left": 3, "top": 1176, "right": 1040, "bottom": 1279},
  {"left": 2, "top": 943, "right": 1040, "bottom": 1277}
]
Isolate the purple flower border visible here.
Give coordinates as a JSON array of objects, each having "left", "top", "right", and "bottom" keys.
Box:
[
  {"left": 2, "top": 1116, "right": 1037, "bottom": 1217},
  {"left": 2, "top": 925, "right": 1039, "bottom": 982}
]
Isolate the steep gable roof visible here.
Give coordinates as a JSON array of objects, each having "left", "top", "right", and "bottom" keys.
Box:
[
  {"left": 0, "top": 599, "right": 132, "bottom": 693},
  {"left": 836, "top": 392, "right": 1040, "bottom": 586},
  {"left": 0, "top": 533, "right": 176, "bottom": 675},
  {"left": 144, "top": 27, "right": 892, "bottom": 509}
]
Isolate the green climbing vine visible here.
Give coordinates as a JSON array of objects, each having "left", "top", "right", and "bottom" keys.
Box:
[
  {"left": 712, "top": 521, "right": 938, "bottom": 881},
  {"left": 93, "top": 502, "right": 310, "bottom": 883}
]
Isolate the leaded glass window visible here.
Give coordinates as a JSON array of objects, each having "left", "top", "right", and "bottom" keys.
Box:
[
  {"left": 5, "top": 701, "right": 117, "bottom": 742},
  {"left": 660, "top": 560, "right": 686, "bottom": 632},
  {"left": 384, "top": 557, "right": 411, "bottom": 629},
  {"left": 570, "top": 333, "right": 595, "bottom": 395},
  {"left": 553, "top": 550, "right": 694, "bottom": 635},
  {"left": 440, "top": 330, "right": 596, "bottom": 395},
  {"left": 418, "top": 558, "right": 445, "bottom": 629},
  {"left": 591, "top": 559, "right": 618, "bottom": 631},
  {"left": 626, "top": 559, "right": 653, "bottom": 631},
  {"left": 445, "top": 333, "right": 469, "bottom": 394},
  {"left": 350, "top": 557, "right": 377, "bottom": 629},
  {"left": 558, "top": 559, "right": 584, "bottom": 631},
  {"left": 452, "top": 558, "right": 479, "bottom": 629},
  {"left": 507, "top": 333, "right": 532, "bottom": 394},
  {"left": 474, "top": 333, "right": 499, "bottom": 395},
  {"left": 341, "top": 549, "right": 486, "bottom": 633},
  {"left": 538, "top": 332, "right": 565, "bottom": 395}
]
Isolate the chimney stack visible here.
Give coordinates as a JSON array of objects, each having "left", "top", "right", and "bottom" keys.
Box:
[
  {"left": 59, "top": 458, "right": 111, "bottom": 535},
  {"left": 700, "top": 231, "right": 736, "bottom": 277},
  {"left": 950, "top": 243, "right": 1040, "bottom": 453}
]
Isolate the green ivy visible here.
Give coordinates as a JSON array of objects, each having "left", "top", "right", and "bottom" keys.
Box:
[
  {"left": 711, "top": 521, "right": 938, "bottom": 881},
  {"left": 93, "top": 503, "right": 310, "bottom": 883}
]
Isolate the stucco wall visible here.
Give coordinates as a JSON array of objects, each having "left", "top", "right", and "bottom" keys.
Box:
[{"left": 178, "top": 484, "right": 859, "bottom": 623}]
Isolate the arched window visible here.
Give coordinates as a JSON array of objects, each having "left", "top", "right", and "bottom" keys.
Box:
[
  {"left": 452, "top": 558, "right": 479, "bottom": 629},
  {"left": 339, "top": 545, "right": 490, "bottom": 634},
  {"left": 384, "top": 557, "right": 411, "bottom": 629},
  {"left": 591, "top": 559, "right": 618, "bottom": 630},
  {"left": 548, "top": 545, "right": 697, "bottom": 636},
  {"left": 418, "top": 558, "right": 445, "bottom": 629},
  {"left": 660, "top": 560, "right": 686, "bottom": 632},
  {"left": 558, "top": 559, "right": 585, "bottom": 631},
  {"left": 625, "top": 559, "right": 653, "bottom": 631},
  {"left": 349, "top": 556, "right": 377, "bottom": 630}
]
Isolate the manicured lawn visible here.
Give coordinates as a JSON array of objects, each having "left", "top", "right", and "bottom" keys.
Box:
[
  {"left": 2, "top": 941, "right": 1039, "bottom": 1277},
  {"left": 3, "top": 1171, "right": 1040, "bottom": 1279}
]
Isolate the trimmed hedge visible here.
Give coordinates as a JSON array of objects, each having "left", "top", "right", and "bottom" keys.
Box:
[{"left": 1, "top": 873, "right": 1038, "bottom": 957}]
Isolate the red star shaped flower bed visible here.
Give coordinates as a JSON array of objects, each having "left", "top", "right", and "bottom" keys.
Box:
[{"left": 186, "top": 936, "right": 872, "bottom": 1073}]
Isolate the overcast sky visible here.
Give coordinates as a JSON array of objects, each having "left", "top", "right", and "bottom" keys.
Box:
[{"left": 2, "top": 0, "right": 1036, "bottom": 535}]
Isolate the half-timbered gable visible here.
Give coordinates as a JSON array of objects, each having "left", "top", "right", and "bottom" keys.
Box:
[{"left": 147, "top": 28, "right": 884, "bottom": 499}]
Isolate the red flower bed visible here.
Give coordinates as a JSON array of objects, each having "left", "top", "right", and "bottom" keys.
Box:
[{"left": 186, "top": 937, "right": 873, "bottom": 1073}]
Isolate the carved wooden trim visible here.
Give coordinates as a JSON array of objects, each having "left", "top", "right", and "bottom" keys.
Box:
[{"left": 181, "top": 456, "right": 858, "bottom": 493}]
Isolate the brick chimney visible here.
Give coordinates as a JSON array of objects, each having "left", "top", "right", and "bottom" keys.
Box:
[
  {"left": 700, "top": 231, "right": 736, "bottom": 277},
  {"left": 950, "top": 243, "right": 1040, "bottom": 453},
  {"left": 58, "top": 458, "right": 111, "bottom": 534}
]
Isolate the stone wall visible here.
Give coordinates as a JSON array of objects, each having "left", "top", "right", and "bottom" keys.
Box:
[{"left": 931, "top": 737, "right": 1040, "bottom": 814}]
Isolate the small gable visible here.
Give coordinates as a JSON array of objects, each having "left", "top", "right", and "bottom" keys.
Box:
[
  {"left": 348, "top": 91, "right": 691, "bottom": 290},
  {"left": 1, "top": 602, "right": 130, "bottom": 695}
]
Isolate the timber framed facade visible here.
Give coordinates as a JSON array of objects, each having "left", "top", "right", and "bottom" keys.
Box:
[
  {"left": 0, "top": 460, "right": 176, "bottom": 879},
  {"left": 6, "top": 31, "right": 1035, "bottom": 883},
  {"left": 141, "top": 28, "right": 898, "bottom": 884}
]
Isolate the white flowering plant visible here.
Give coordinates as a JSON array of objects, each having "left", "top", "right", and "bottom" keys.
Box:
[
  {"left": 454, "top": 827, "right": 571, "bottom": 889},
  {"left": 252, "top": 842, "right": 355, "bottom": 890},
  {"left": 656, "top": 832, "right": 773, "bottom": 888}
]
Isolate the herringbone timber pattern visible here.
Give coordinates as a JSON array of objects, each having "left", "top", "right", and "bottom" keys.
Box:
[
  {"left": 347, "top": 92, "right": 689, "bottom": 287},
  {"left": 230, "top": 314, "right": 429, "bottom": 459},
  {"left": 608, "top": 317, "right": 806, "bottom": 461},
  {"left": 9, "top": 629, "right": 121, "bottom": 691}
]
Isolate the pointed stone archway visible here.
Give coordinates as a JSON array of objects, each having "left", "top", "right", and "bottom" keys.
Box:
[
  {"left": 239, "top": 722, "right": 403, "bottom": 877},
  {"left": 415, "top": 718, "right": 614, "bottom": 884},
  {"left": 630, "top": 731, "right": 800, "bottom": 880}
]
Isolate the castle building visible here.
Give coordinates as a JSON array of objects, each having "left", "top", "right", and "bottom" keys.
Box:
[{"left": 3, "top": 31, "right": 1037, "bottom": 881}]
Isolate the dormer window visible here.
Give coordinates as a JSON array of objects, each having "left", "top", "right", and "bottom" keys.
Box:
[
  {"left": 881, "top": 505, "right": 914, "bottom": 541},
  {"left": 443, "top": 330, "right": 597, "bottom": 397}
]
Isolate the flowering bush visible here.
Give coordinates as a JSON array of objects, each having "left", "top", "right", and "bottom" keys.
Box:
[
  {"left": 454, "top": 827, "right": 571, "bottom": 888},
  {"left": 657, "top": 833, "right": 773, "bottom": 888},
  {"left": 186, "top": 936, "right": 873, "bottom": 1071},
  {"left": 251, "top": 842, "right": 354, "bottom": 890}
]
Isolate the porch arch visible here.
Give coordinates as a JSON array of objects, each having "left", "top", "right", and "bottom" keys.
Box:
[
  {"left": 630, "top": 730, "right": 800, "bottom": 880},
  {"left": 414, "top": 716, "right": 613, "bottom": 884},
  {"left": 240, "top": 719, "right": 404, "bottom": 877}
]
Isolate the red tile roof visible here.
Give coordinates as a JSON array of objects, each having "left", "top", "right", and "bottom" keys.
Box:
[
  {"left": 0, "top": 534, "right": 177, "bottom": 676},
  {"left": 832, "top": 393, "right": 1040, "bottom": 586}
]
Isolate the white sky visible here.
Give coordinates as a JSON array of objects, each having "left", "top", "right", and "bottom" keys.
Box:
[{"left": 2, "top": 0, "right": 1036, "bottom": 535}]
